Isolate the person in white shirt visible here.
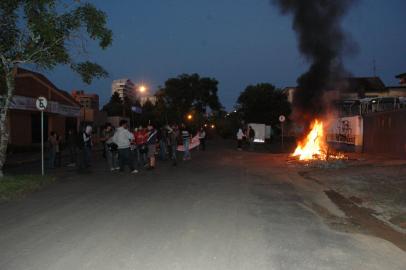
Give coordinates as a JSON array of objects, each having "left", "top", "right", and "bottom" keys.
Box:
[
  {"left": 237, "top": 128, "right": 245, "bottom": 151},
  {"left": 112, "top": 120, "right": 138, "bottom": 173},
  {"left": 198, "top": 127, "right": 206, "bottom": 151}
]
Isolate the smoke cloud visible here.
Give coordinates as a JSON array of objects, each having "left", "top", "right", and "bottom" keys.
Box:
[{"left": 272, "top": 0, "right": 357, "bottom": 121}]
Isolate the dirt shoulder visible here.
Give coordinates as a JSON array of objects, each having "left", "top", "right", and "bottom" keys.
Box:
[{"left": 293, "top": 154, "right": 406, "bottom": 251}]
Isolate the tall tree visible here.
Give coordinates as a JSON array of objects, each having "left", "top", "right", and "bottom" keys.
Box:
[
  {"left": 102, "top": 92, "right": 123, "bottom": 117},
  {"left": 237, "top": 83, "right": 291, "bottom": 125},
  {"left": 0, "top": 0, "right": 112, "bottom": 177},
  {"left": 159, "top": 73, "right": 222, "bottom": 123}
]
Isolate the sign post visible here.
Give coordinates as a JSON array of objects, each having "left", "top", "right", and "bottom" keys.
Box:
[
  {"left": 279, "top": 115, "right": 286, "bottom": 149},
  {"left": 36, "top": 97, "right": 48, "bottom": 176}
]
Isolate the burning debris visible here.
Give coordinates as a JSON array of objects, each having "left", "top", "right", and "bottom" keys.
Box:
[
  {"left": 271, "top": 0, "right": 358, "bottom": 161},
  {"left": 291, "top": 119, "right": 346, "bottom": 161}
]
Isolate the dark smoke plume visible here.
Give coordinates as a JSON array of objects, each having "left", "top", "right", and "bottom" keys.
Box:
[{"left": 272, "top": 0, "right": 357, "bottom": 121}]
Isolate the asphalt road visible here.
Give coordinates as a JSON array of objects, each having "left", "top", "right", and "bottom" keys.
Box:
[{"left": 0, "top": 143, "right": 405, "bottom": 270}]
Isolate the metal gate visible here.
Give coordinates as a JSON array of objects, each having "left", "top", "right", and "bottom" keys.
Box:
[{"left": 362, "top": 110, "right": 406, "bottom": 157}]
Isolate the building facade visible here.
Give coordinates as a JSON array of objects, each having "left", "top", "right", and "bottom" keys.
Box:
[
  {"left": 5, "top": 68, "right": 80, "bottom": 146},
  {"left": 112, "top": 79, "right": 137, "bottom": 103},
  {"left": 71, "top": 90, "right": 99, "bottom": 109}
]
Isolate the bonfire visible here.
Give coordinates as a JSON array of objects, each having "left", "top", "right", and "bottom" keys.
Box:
[{"left": 292, "top": 119, "right": 345, "bottom": 161}]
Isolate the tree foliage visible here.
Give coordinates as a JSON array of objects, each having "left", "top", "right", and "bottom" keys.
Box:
[
  {"left": 102, "top": 92, "right": 123, "bottom": 117},
  {"left": 0, "top": 0, "right": 112, "bottom": 79},
  {"left": 157, "top": 73, "right": 223, "bottom": 123},
  {"left": 236, "top": 83, "right": 291, "bottom": 125},
  {"left": 0, "top": 0, "right": 113, "bottom": 177}
]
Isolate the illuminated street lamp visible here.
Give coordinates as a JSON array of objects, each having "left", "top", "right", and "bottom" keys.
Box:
[
  {"left": 139, "top": 85, "right": 147, "bottom": 93},
  {"left": 187, "top": 114, "right": 193, "bottom": 121}
]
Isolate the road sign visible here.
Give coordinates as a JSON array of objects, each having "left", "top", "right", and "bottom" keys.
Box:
[
  {"left": 279, "top": 115, "right": 286, "bottom": 122},
  {"left": 36, "top": 97, "right": 48, "bottom": 111},
  {"left": 36, "top": 97, "right": 47, "bottom": 176}
]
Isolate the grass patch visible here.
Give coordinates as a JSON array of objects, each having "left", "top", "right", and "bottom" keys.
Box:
[{"left": 0, "top": 175, "right": 55, "bottom": 201}]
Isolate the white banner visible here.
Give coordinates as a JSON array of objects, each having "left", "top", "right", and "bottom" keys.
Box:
[
  {"left": 9, "top": 95, "right": 80, "bottom": 117},
  {"left": 177, "top": 135, "right": 200, "bottom": 152},
  {"left": 327, "top": 116, "right": 363, "bottom": 146}
]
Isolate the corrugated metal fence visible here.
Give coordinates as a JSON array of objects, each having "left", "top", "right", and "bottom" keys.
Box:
[{"left": 363, "top": 110, "right": 406, "bottom": 157}]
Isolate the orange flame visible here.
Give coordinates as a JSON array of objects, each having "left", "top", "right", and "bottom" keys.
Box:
[
  {"left": 292, "top": 119, "right": 327, "bottom": 160},
  {"left": 292, "top": 119, "right": 346, "bottom": 161}
]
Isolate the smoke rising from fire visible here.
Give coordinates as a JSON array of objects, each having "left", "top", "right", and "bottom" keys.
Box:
[{"left": 272, "top": 0, "right": 358, "bottom": 121}]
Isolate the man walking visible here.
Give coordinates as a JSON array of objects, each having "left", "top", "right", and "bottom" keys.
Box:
[{"left": 112, "top": 120, "right": 138, "bottom": 174}]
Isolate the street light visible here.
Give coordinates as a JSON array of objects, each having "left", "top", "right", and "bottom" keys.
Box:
[
  {"left": 187, "top": 114, "right": 193, "bottom": 121},
  {"left": 139, "top": 85, "right": 147, "bottom": 93}
]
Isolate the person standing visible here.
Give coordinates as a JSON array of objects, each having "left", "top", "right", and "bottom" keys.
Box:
[
  {"left": 158, "top": 126, "right": 168, "bottom": 161},
  {"left": 66, "top": 129, "right": 77, "bottom": 167},
  {"left": 181, "top": 124, "right": 191, "bottom": 161},
  {"left": 82, "top": 125, "right": 93, "bottom": 168},
  {"left": 247, "top": 126, "right": 255, "bottom": 150},
  {"left": 237, "top": 128, "right": 244, "bottom": 151},
  {"left": 48, "top": 131, "right": 57, "bottom": 169},
  {"left": 135, "top": 126, "right": 147, "bottom": 168},
  {"left": 198, "top": 127, "right": 206, "bottom": 151},
  {"left": 146, "top": 124, "right": 158, "bottom": 170},
  {"left": 167, "top": 125, "right": 179, "bottom": 166},
  {"left": 112, "top": 120, "right": 138, "bottom": 173},
  {"left": 102, "top": 123, "right": 119, "bottom": 171}
]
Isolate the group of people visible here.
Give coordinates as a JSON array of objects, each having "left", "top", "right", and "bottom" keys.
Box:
[
  {"left": 100, "top": 120, "right": 207, "bottom": 173},
  {"left": 236, "top": 125, "right": 256, "bottom": 151},
  {"left": 47, "top": 120, "right": 207, "bottom": 173}
]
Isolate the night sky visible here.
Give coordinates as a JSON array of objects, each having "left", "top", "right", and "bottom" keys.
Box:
[{"left": 43, "top": 0, "right": 406, "bottom": 110}]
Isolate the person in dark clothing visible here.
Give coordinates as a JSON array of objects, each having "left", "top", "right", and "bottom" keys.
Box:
[
  {"left": 158, "top": 127, "right": 168, "bottom": 161},
  {"left": 247, "top": 126, "right": 255, "bottom": 150},
  {"left": 146, "top": 124, "right": 158, "bottom": 170},
  {"left": 198, "top": 127, "right": 206, "bottom": 151},
  {"left": 167, "top": 125, "right": 179, "bottom": 166},
  {"left": 78, "top": 126, "right": 92, "bottom": 169}
]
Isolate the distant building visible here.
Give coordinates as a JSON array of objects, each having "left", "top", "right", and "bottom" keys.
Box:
[
  {"left": 339, "top": 77, "right": 387, "bottom": 99},
  {"left": 71, "top": 90, "right": 99, "bottom": 109},
  {"left": 112, "top": 79, "right": 136, "bottom": 102},
  {"left": 140, "top": 96, "right": 157, "bottom": 106},
  {"left": 282, "top": 87, "right": 296, "bottom": 104},
  {"left": 70, "top": 91, "right": 106, "bottom": 133}
]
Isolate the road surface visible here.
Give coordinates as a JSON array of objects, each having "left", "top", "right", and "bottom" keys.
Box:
[{"left": 0, "top": 143, "right": 405, "bottom": 270}]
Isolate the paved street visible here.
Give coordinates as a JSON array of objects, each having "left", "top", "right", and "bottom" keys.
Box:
[{"left": 0, "top": 143, "right": 405, "bottom": 270}]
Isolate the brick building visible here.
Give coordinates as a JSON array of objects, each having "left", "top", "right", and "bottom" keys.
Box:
[
  {"left": 6, "top": 68, "right": 80, "bottom": 146},
  {"left": 71, "top": 90, "right": 99, "bottom": 109}
]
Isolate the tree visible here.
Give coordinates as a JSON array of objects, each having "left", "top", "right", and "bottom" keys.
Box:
[
  {"left": 236, "top": 83, "right": 291, "bottom": 126},
  {"left": 0, "top": 0, "right": 113, "bottom": 177},
  {"left": 102, "top": 92, "right": 123, "bottom": 117},
  {"left": 158, "top": 74, "right": 223, "bottom": 124}
]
